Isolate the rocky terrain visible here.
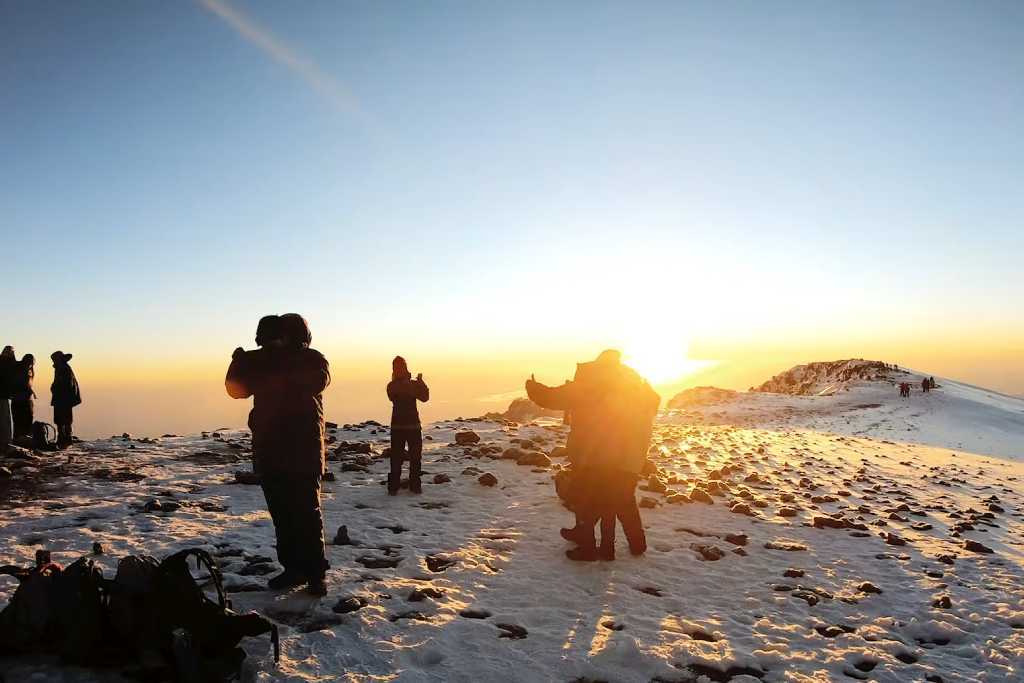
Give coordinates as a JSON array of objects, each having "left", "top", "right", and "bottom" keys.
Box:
[
  {"left": 751, "top": 360, "right": 897, "bottom": 396},
  {"left": 2, "top": 367, "right": 1024, "bottom": 682}
]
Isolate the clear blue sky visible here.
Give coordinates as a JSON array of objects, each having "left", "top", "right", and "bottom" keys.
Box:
[{"left": 2, "top": 1, "right": 1022, "bottom": 435}]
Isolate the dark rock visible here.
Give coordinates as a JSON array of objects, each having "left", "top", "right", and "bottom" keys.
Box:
[
  {"left": 478, "top": 473, "right": 498, "bottom": 487},
  {"left": 455, "top": 431, "right": 481, "bottom": 445},
  {"left": 724, "top": 533, "right": 748, "bottom": 546},
  {"left": 496, "top": 623, "right": 528, "bottom": 639},
  {"left": 964, "top": 539, "right": 994, "bottom": 554},
  {"left": 690, "top": 543, "right": 724, "bottom": 561},
  {"left": 357, "top": 555, "right": 401, "bottom": 569},
  {"left": 459, "top": 608, "right": 492, "bottom": 619},
  {"left": 408, "top": 587, "right": 445, "bottom": 602},
  {"left": 857, "top": 581, "right": 882, "bottom": 594},
  {"left": 333, "top": 525, "right": 354, "bottom": 546},
  {"left": 425, "top": 554, "right": 457, "bottom": 572},
  {"left": 783, "top": 568, "right": 804, "bottom": 578}
]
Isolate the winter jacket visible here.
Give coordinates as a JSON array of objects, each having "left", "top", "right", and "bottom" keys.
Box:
[
  {"left": 0, "top": 356, "right": 14, "bottom": 399},
  {"left": 51, "top": 364, "right": 82, "bottom": 408},
  {"left": 10, "top": 361, "right": 35, "bottom": 402},
  {"left": 527, "top": 359, "right": 659, "bottom": 475},
  {"left": 387, "top": 377, "right": 429, "bottom": 430},
  {"left": 225, "top": 346, "right": 330, "bottom": 477}
]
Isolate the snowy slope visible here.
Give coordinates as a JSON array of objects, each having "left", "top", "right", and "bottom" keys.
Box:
[
  {"left": 3, "top": 404, "right": 1024, "bottom": 682},
  {"left": 674, "top": 367, "right": 1024, "bottom": 461}
]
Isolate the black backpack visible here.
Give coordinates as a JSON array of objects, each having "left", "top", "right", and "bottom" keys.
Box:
[
  {"left": 0, "top": 562, "right": 59, "bottom": 654},
  {"left": 0, "top": 557, "right": 107, "bottom": 663},
  {"left": 152, "top": 548, "right": 278, "bottom": 678},
  {"left": 32, "top": 421, "right": 58, "bottom": 451}
]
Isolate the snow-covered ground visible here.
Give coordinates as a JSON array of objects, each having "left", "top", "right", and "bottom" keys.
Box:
[
  {"left": 673, "top": 367, "right": 1024, "bottom": 461},
  {"left": 2, "top": 370, "right": 1024, "bottom": 682}
]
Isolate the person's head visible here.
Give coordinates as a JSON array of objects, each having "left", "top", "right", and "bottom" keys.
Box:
[
  {"left": 255, "top": 315, "right": 283, "bottom": 348},
  {"left": 392, "top": 356, "right": 411, "bottom": 381},
  {"left": 22, "top": 354, "right": 34, "bottom": 367},
  {"left": 1, "top": 346, "right": 14, "bottom": 360},
  {"left": 51, "top": 351, "right": 72, "bottom": 366},
  {"left": 279, "top": 313, "right": 312, "bottom": 349}
]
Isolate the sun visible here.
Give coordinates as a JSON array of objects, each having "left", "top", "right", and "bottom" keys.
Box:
[{"left": 622, "top": 336, "right": 703, "bottom": 384}]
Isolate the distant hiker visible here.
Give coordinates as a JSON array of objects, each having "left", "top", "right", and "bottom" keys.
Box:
[
  {"left": 11, "top": 354, "right": 35, "bottom": 439},
  {"left": 386, "top": 356, "right": 430, "bottom": 495},
  {"left": 226, "top": 313, "right": 331, "bottom": 595},
  {"left": 922, "top": 378, "right": 929, "bottom": 393},
  {"left": 929, "top": 377, "right": 936, "bottom": 390},
  {"left": 526, "top": 349, "right": 660, "bottom": 561},
  {"left": 50, "top": 351, "right": 81, "bottom": 448},
  {"left": 0, "top": 346, "right": 14, "bottom": 451}
]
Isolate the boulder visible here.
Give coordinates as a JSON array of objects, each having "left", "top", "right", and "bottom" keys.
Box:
[{"left": 455, "top": 431, "right": 480, "bottom": 445}]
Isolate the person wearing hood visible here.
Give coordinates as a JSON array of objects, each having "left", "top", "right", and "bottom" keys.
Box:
[
  {"left": 0, "top": 346, "right": 14, "bottom": 451},
  {"left": 50, "top": 351, "right": 81, "bottom": 449},
  {"left": 526, "top": 350, "right": 660, "bottom": 561},
  {"left": 386, "top": 356, "right": 430, "bottom": 495},
  {"left": 226, "top": 313, "right": 331, "bottom": 596},
  {"left": 11, "top": 354, "right": 36, "bottom": 439}
]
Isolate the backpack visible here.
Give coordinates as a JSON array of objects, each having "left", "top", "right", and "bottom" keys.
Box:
[
  {"left": 152, "top": 548, "right": 279, "bottom": 677},
  {"left": 48, "top": 557, "right": 109, "bottom": 663},
  {"left": 0, "top": 562, "right": 60, "bottom": 654},
  {"left": 107, "top": 554, "right": 162, "bottom": 658},
  {"left": 32, "top": 421, "right": 58, "bottom": 451}
]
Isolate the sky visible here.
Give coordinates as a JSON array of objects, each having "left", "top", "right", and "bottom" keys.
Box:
[{"left": 2, "top": 1, "right": 1022, "bottom": 437}]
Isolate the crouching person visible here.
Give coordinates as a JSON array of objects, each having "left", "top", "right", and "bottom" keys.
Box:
[{"left": 226, "top": 313, "right": 330, "bottom": 595}]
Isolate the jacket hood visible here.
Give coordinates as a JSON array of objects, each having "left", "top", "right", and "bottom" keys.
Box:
[{"left": 279, "top": 313, "right": 312, "bottom": 348}]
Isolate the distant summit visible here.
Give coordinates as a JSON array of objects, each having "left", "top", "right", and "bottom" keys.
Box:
[
  {"left": 667, "top": 386, "right": 738, "bottom": 408},
  {"left": 752, "top": 359, "right": 896, "bottom": 396}
]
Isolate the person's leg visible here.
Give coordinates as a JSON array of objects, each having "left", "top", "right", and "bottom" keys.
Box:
[
  {"left": 389, "top": 430, "right": 408, "bottom": 494},
  {"left": 11, "top": 400, "right": 29, "bottom": 439},
  {"left": 261, "top": 476, "right": 301, "bottom": 582},
  {"left": 292, "top": 471, "right": 329, "bottom": 593},
  {"left": 616, "top": 475, "right": 646, "bottom": 556},
  {"left": 407, "top": 430, "right": 423, "bottom": 494},
  {"left": 566, "top": 470, "right": 601, "bottom": 561}
]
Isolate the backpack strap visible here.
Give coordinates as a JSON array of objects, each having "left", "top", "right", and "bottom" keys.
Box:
[{"left": 160, "top": 548, "right": 227, "bottom": 610}]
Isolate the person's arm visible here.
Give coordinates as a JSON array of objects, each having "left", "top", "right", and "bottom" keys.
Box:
[
  {"left": 225, "top": 350, "right": 255, "bottom": 399},
  {"left": 291, "top": 351, "right": 330, "bottom": 396},
  {"left": 526, "top": 377, "right": 580, "bottom": 410},
  {"left": 415, "top": 375, "right": 429, "bottom": 403}
]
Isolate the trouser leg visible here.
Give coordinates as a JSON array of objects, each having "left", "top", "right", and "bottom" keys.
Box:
[
  {"left": 262, "top": 478, "right": 297, "bottom": 573},
  {"left": 616, "top": 476, "right": 646, "bottom": 555},
  {"left": 0, "top": 399, "right": 12, "bottom": 450},
  {"left": 290, "top": 473, "right": 329, "bottom": 579},
  {"left": 407, "top": 430, "right": 422, "bottom": 492},
  {"left": 389, "top": 431, "right": 408, "bottom": 492},
  {"left": 12, "top": 400, "right": 32, "bottom": 439}
]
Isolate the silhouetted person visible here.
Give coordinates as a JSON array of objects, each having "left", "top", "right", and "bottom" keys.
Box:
[
  {"left": 386, "top": 356, "right": 429, "bottom": 495},
  {"left": 0, "top": 346, "right": 14, "bottom": 451},
  {"left": 50, "top": 351, "right": 81, "bottom": 448},
  {"left": 231, "top": 315, "right": 285, "bottom": 483},
  {"left": 226, "top": 313, "right": 330, "bottom": 596},
  {"left": 922, "top": 378, "right": 929, "bottom": 393},
  {"left": 526, "top": 350, "right": 660, "bottom": 561},
  {"left": 11, "top": 354, "right": 35, "bottom": 439}
]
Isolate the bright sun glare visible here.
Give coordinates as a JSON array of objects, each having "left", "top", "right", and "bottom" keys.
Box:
[{"left": 622, "top": 337, "right": 701, "bottom": 384}]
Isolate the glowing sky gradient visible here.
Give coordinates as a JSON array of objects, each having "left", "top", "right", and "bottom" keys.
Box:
[{"left": 2, "top": 2, "right": 1021, "bottom": 436}]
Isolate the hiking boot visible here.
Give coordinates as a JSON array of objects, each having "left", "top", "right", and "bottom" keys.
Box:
[
  {"left": 565, "top": 547, "right": 599, "bottom": 562},
  {"left": 560, "top": 527, "right": 584, "bottom": 543},
  {"left": 266, "top": 570, "right": 306, "bottom": 590},
  {"left": 306, "top": 576, "right": 328, "bottom": 596},
  {"left": 409, "top": 477, "right": 422, "bottom": 494},
  {"left": 629, "top": 540, "right": 647, "bottom": 557}
]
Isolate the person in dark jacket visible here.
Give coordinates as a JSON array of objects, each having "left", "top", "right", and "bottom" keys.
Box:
[
  {"left": 50, "top": 351, "right": 81, "bottom": 448},
  {"left": 11, "top": 354, "right": 35, "bottom": 439},
  {"left": 386, "top": 356, "right": 429, "bottom": 495},
  {"left": 225, "top": 313, "right": 331, "bottom": 595},
  {"left": 526, "top": 350, "right": 660, "bottom": 561},
  {"left": 231, "top": 316, "right": 284, "bottom": 484},
  {"left": 0, "top": 346, "right": 14, "bottom": 451}
]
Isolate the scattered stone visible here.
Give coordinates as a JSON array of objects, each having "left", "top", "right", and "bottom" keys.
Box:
[
  {"left": 884, "top": 533, "right": 907, "bottom": 546},
  {"left": 459, "top": 608, "right": 492, "bottom": 619},
  {"left": 783, "top": 568, "right": 804, "bottom": 578},
  {"left": 331, "top": 593, "right": 368, "bottom": 618},
  {"left": 964, "top": 539, "right": 994, "bottom": 554},
  {"left": 777, "top": 507, "right": 799, "bottom": 518},
  {"left": 425, "top": 554, "right": 457, "bottom": 572},
  {"left": 765, "top": 540, "right": 808, "bottom": 552},
  {"left": 408, "top": 587, "right": 445, "bottom": 602},
  {"left": 689, "top": 488, "right": 714, "bottom": 504},
  {"left": 724, "top": 533, "right": 748, "bottom": 546},
  {"left": 932, "top": 595, "right": 952, "bottom": 609},
  {"left": 496, "top": 623, "right": 528, "bottom": 639},
  {"left": 516, "top": 451, "right": 551, "bottom": 467},
  {"left": 333, "top": 526, "right": 354, "bottom": 546},
  {"left": 478, "top": 473, "right": 498, "bottom": 487},
  {"left": 356, "top": 555, "right": 401, "bottom": 569},
  {"left": 639, "top": 497, "right": 658, "bottom": 509},
  {"left": 857, "top": 582, "right": 882, "bottom": 594},
  {"left": 433, "top": 473, "right": 451, "bottom": 484},
  {"left": 455, "top": 431, "right": 481, "bottom": 445},
  {"left": 730, "top": 502, "right": 754, "bottom": 516},
  {"left": 92, "top": 542, "right": 104, "bottom": 555},
  {"left": 690, "top": 544, "right": 724, "bottom": 561}
]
